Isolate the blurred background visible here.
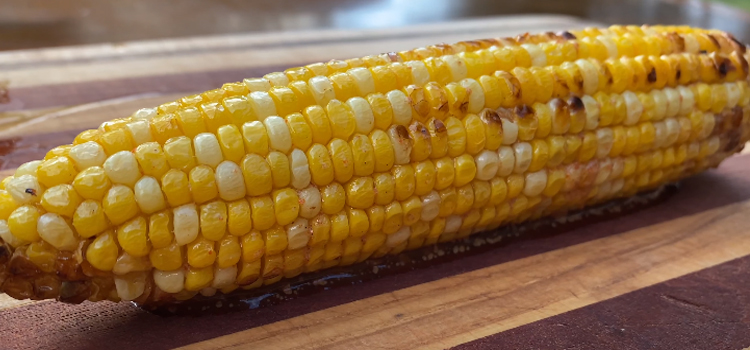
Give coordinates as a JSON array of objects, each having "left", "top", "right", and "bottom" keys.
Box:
[{"left": 1, "top": 0, "right": 750, "bottom": 51}]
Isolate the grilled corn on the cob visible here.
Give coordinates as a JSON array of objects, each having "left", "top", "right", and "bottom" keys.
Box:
[{"left": 1, "top": 25, "right": 749, "bottom": 304}]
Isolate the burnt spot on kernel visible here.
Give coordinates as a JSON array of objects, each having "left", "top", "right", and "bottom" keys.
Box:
[
  {"left": 567, "top": 96, "right": 585, "bottom": 113},
  {"left": 480, "top": 109, "right": 503, "bottom": 124},
  {"left": 432, "top": 119, "right": 447, "bottom": 134},
  {"left": 386, "top": 52, "right": 401, "bottom": 62},
  {"left": 514, "top": 105, "right": 534, "bottom": 119},
  {"left": 675, "top": 68, "right": 682, "bottom": 81},
  {"left": 559, "top": 31, "right": 577, "bottom": 40},
  {"left": 647, "top": 68, "right": 657, "bottom": 83},
  {"left": 714, "top": 55, "right": 736, "bottom": 78},
  {"left": 726, "top": 33, "right": 747, "bottom": 53}
]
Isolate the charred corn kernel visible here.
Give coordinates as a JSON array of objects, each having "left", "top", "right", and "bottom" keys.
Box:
[
  {"left": 408, "top": 122, "right": 432, "bottom": 162},
  {"left": 103, "top": 185, "right": 139, "bottom": 225}
]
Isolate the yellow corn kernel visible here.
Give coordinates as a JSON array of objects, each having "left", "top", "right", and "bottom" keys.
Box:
[
  {"left": 160, "top": 169, "right": 191, "bottom": 207},
  {"left": 249, "top": 196, "right": 274, "bottom": 231},
  {"left": 185, "top": 266, "right": 213, "bottom": 291},
  {"left": 392, "top": 165, "right": 416, "bottom": 201},
  {"left": 321, "top": 183, "right": 346, "bottom": 215},
  {"left": 273, "top": 188, "right": 300, "bottom": 226},
  {"left": 100, "top": 128, "right": 135, "bottom": 155},
  {"left": 346, "top": 177, "right": 375, "bottom": 209},
  {"left": 134, "top": 142, "right": 170, "bottom": 179},
  {"left": 175, "top": 107, "right": 208, "bottom": 138},
  {"left": 86, "top": 231, "right": 119, "bottom": 271},
  {"left": 163, "top": 136, "right": 196, "bottom": 173},
  {"left": 307, "top": 144, "right": 335, "bottom": 187},
  {"left": 263, "top": 226, "right": 288, "bottom": 256},
  {"left": 347, "top": 208, "right": 369, "bottom": 238},
  {"left": 37, "top": 157, "right": 77, "bottom": 188},
  {"left": 370, "top": 129, "right": 396, "bottom": 172},
  {"left": 240, "top": 230, "right": 264, "bottom": 263},
  {"left": 328, "top": 139, "right": 355, "bottom": 183},
  {"left": 215, "top": 124, "right": 245, "bottom": 163},
  {"left": 103, "top": 185, "right": 139, "bottom": 225},
  {"left": 350, "top": 134, "right": 375, "bottom": 177},
  {"left": 41, "top": 184, "right": 81, "bottom": 218},
  {"left": 383, "top": 201, "right": 404, "bottom": 234},
  {"left": 222, "top": 199, "right": 252, "bottom": 237},
  {"left": 73, "top": 200, "right": 108, "bottom": 238},
  {"left": 188, "top": 165, "right": 218, "bottom": 204},
  {"left": 8, "top": 205, "right": 42, "bottom": 242}
]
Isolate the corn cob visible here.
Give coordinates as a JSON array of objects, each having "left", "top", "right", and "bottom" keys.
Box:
[{"left": 0, "top": 25, "right": 749, "bottom": 305}]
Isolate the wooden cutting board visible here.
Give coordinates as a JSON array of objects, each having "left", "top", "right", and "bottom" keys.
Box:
[{"left": 2, "top": 15, "right": 750, "bottom": 350}]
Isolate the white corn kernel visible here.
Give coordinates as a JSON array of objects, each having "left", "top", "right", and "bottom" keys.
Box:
[
  {"left": 622, "top": 91, "right": 643, "bottom": 125},
  {"left": 289, "top": 149, "right": 312, "bottom": 189},
  {"left": 244, "top": 78, "right": 271, "bottom": 92},
  {"left": 651, "top": 89, "right": 667, "bottom": 121},
  {"left": 474, "top": 150, "right": 499, "bottom": 181},
  {"left": 347, "top": 97, "right": 375, "bottom": 134},
  {"left": 443, "top": 55, "right": 468, "bottom": 81},
  {"left": 114, "top": 272, "right": 147, "bottom": 301},
  {"left": 496, "top": 146, "right": 515, "bottom": 177},
  {"left": 6, "top": 175, "right": 43, "bottom": 204},
  {"left": 664, "top": 118, "right": 681, "bottom": 146},
  {"left": 386, "top": 226, "right": 411, "bottom": 247},
  {"left": 132, "top": 107, "right": 157, "bottom": 120},
  {"left": 134, "top": 176, "right": 166, "bottom": 214},
  {"left": 309, "top": 76, "right": 335, "bottom": 106},
  {"left": 154, "top": 269, "right": 185, "bottom": 293},
  {"left": 663, "top": 88, "right": 680, "bottom": 118},
  {"left": 611, "top": 178, "right": 625, "bottom": 194},
  {"left": 652, "top": 121, "right": 666, "bottom": 149},
  {"left": 460, "top": 78, "right": 485, "bottom": 114},
  {"left": 513, "top": 142, "right": 532, "bottom": 174},
  {"left": 215, "top": 161, "right": 246, "bottom": 201},
  {"left": 103, "top": 151, "right": 141, "bottom": 187},
  {"left": 286, "top": 217, "right": 310, "bottom": 250},
  {"left": 126, "top": 120, "right": 153, "bottom": 145},
  {"left": 523, "top": 170, "right": 547, "bottom": 197},
  {"left": 37, "top": 213, "right": 78, "bottom": 251},
  {"left": 264, "top": 116, "right": 293, "bottom": 154},
  {"left": 581, "top": 95, "right": 600, "bottom": 130},
  {"left": 264, "top": 72, "right": 290, "bottom": 87},
  {"left": 298, "top": 186, "right": 322, "bottom": 218},
  {"left": 575, "top": 59, "right": 599, "bottom": 95},
  {"left": 14, "top": 160, "right": 42, "bottom": 177},
  {"left": 0, "top": 220, "right": 25, "bottom": 247},
  {"left": 521, "top": 44, "right": 547, "bottom": 67},
  {"left": 677, "top": 86, "right": 695, "bottom": 116},
  {"left": 386, "top": 90, "right": 413, "bottom": 126},
  {"left": 194, "top": 133, "right": 224, "bottom": 168},
  {"left": 388, "top": 125, "right": 413, "bottom": 165},
  {"left": 444, "top": 215, "right": 462, "bottom": 233},
  {"left": 596, "top": 36, "right": 618, "bottom": 58},
  {"left": 173, "top": 203, "right": 199, "bottom": 245},
  {"left": 596, "top": 128, "right": 614, "bottom": 159},
  {"left": 212, "top": 265, "right": 238, "bottom": 289},
  {"left": 347, "top": 67, "right": 376, "bottom": 96},
  {"left": 595, "top": 158, "right": 612, "bottom": 185},
  {"left": 727, "top": 82, "right": 741, "bottom": 107},
  {"left": 249, "top": 91, "right": 277, "bottom": 120},
  {"left": 420, "top": 191, "right": 441, "bottom": 222},
  {"left": 113, "top": 252, "right": 151, "bottom": 275},
  {"left": 500, "top": 118, "right": 518, "bottom": 145},
  {"left": 610, "top": 157, "right": 625, "bottom": 180},
  {"left": 405, "top": 61, "right": 430, "bottom": 86},
  {"left": 69, "top": 142, "right": 106, "bottom": 170}
]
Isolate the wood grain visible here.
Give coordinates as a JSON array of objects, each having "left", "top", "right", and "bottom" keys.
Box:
[{"left": 181, "top": 199, "right": 750, "bottom": 350}]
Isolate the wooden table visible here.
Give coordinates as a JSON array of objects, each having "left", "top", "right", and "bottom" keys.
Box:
[{"left": 2, "top": 15, "right": 750, "bottom": 350}]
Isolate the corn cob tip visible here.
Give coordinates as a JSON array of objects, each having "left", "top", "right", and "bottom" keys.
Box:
[{"left": 1, "top": 24, "right": 750, "bottom": 305}]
